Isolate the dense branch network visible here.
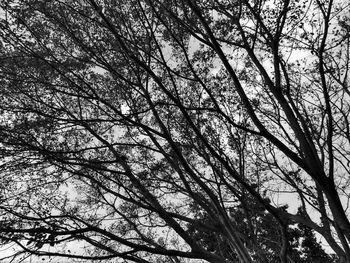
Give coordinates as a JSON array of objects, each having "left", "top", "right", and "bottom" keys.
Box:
[{"left": 0, "top": 0, "right": 349, "bottom": 262}]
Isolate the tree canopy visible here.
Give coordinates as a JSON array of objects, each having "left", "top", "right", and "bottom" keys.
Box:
[{"left": 0, "top": 0, "right": 349, "bottom": 262}]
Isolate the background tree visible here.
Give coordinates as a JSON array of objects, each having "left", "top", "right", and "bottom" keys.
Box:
[
  {"left": 187, "top": 197, "right": 337, "bottom": 262},
  {"left": 0, "top": 0, "right": 349, "bottom": 262}
]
